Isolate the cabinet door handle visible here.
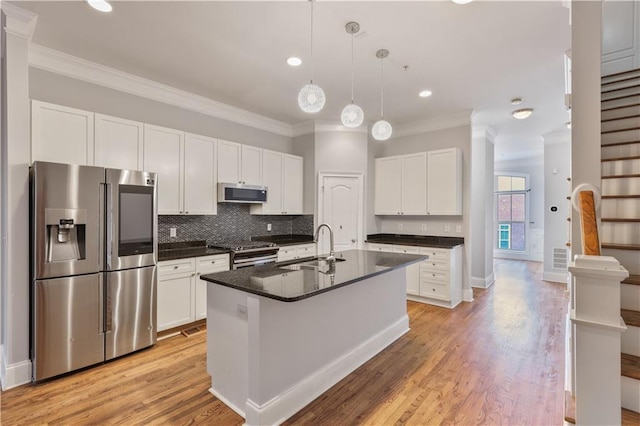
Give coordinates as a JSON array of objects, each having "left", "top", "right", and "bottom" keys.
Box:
[
  {"left": 211, "top": 260, "right": 216, "bottom": 264},
  {"left": 192, "top": 273, "right": 196, "bottom": 277},
  {"left": 185, "top": 211, "right": 189, "bottom": 214},
  {"left": 173, "top": 266, "right": 179, "bottom": 269}
]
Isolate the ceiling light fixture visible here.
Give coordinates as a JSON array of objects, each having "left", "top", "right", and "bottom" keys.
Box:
[
  {"left": 372, "top": 49, "right": 392, "bottom": 141},
  {"left": 512, "top": 108, "right": 534, "bottom": 120},
  {"left": 85, "top": 0, "right": 112, "bottom": 12},
  {"left": 419, "top": 90, "right": 432, "bottom": 98},
  {"left": 287, "top": 57, "right": 302, "bottom": 67},
  {"left": 452, "top": 0, "right": 474, "bottom": 4},
  {"left": 298, "top": 0, "right": 325, "bottom": 113},
  {"left": 341, "top": 22, "right": 364, "bottom": 128},
  {"left": 510, "top": 97, "right": 523, "bottom": 105}
]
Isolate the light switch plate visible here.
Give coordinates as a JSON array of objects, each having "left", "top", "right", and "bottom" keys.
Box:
[
  {"left": 444, "top": 224, "right": 450, "bottom": 233},
  {"left": 456, "top": 225, "right": 462, "bottom": 233},
  {"left": 398, "top": 223, "right": 403, "bottom": 231},
  {"left": 421, "top": 224, "right": 427, "bottom": 231}
]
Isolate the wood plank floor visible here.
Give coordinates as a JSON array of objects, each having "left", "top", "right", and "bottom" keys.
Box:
[{"left": 1, "top": 260, "right": 568, "bottom": 425}]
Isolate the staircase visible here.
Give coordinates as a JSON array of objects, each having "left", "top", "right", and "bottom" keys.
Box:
[{"left": 601, "top": 67, "right": 640, "bottom": 420}]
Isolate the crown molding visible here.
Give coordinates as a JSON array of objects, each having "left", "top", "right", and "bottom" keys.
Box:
[
  {"left": 2, "top": 3, "right": 38, "bottom": 40},
  {"left": 291, "top": 121, "right": 315, "bottom": 138},
  {"left": 392, "top": 110, "right": 473, "bottom": 139},
  {"left": 472, "top": 125, "right": 497, "bottom": 143},
  {"left": 314, "top": 120, "right": 369, "bottom": 134},
  {"left": 28, "top": 43, "right": 294, "bottom": 137}
]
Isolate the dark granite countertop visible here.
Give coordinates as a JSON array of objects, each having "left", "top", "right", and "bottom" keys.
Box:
[
  {"left": 366, "top": 234, "right": 464, "bottom": 249},
  {"left": 158, "top": 241, "right": 231, "bottom": 262},
  {"left": 200, "top": 249, "right": 426, "bottom": 302},
  {"left": 251, "top": 234, "right": 314, "bottom": 246}
]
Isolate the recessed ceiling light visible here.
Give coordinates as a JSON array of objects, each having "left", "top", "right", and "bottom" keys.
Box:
[
  {"left": 419, "top": 90, "right": 433, "bottom": 98},
  {"left": 85, "top": 0, "right": 112, "bottom": 12},
  {"left": 452, "top": 0, "right": 474, "bottom": 4},
  {"left": 512, "top": 108, "right": 534, "bottom": 120},
  {"left": 511, "top": 97, "right": 523, "bottom": 105},
  {"left": 287, "top": 57, "right": 302, "bottom": 67}
]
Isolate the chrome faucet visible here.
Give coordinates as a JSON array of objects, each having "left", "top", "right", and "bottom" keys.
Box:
[{"left": 314, "top": 223, "right": 335, "bottom": 262}]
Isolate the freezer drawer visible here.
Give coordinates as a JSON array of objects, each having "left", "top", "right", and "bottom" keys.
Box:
[
  {"left": 105, "top": 266, "right": 157, "bottom": 360},
  {"left": 32, "top": 273, "right": 104, "bottom": 381}
]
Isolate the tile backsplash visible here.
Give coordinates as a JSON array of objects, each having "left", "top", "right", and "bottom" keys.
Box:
[{"left": 158, "top": 203, "right": 314, "bottom": 244}]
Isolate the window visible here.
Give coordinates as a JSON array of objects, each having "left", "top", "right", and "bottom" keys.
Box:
[{"left": 496, "top": 175, "right": 528, "bottom": 251}]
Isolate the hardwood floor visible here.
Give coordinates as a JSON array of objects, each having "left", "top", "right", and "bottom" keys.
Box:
[{"left": 1, "top": 260, "right": 568, "bottom": 425}]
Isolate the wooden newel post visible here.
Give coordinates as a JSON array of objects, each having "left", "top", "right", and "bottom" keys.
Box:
[{"left": 569, "top": 256, "right": 629, "bottom": 425}]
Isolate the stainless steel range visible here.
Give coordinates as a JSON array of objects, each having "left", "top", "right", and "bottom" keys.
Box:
[{"left": 208, "top": 241, "right": 279, "bottom": 269}]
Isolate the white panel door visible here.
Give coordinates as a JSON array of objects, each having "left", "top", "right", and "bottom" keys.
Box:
[
  {"left": 401, "top": 152, "right": 427, "bottom": 215},
  {"left": 602, "top": 0, "right": 640, "bottom": 74},
  {"left": 322, "top": 176, "right": 360, "bottom": 253},
  {"left": 157, "top": 274, "right": 194, "bottom": 331},
  {"left": 143, "top": 124, "right": 184, "bottom": 214},
  {"left": 184, "top": 133, "right": 217, "bottom": 215},
  {"left": 282, "top": 154, "right": 303, "bottom": 214},
  {"left": 375, "top": 156, "right": 402, "bottom": 215},
  {"left": 94, "top": 114, "right": 143, "bottom": 170},
  {"left": 31, "top": 100, "right": 94, "bottom": 165},
  {"left": 217, "top": 139, "right": 242, "bottom": 183},
  {"left": 427, "top": 148, "right": 462, "bottom": 215},
  {"left": 241, "top": 145, "right": 263, "bottom": 185},
  {"left": 260, "top": 150, "right": 283, "bottom": 214}
]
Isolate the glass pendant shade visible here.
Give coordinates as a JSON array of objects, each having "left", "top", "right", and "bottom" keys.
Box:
[
  {"left": 298, "top": 83, "right": 326, "bottom": 113},
  {"left": 341, "top": 103, "right": 364, "bottom": 128},
  {"left": 372, "top": 119, "right": 393, "bottom": 140}
]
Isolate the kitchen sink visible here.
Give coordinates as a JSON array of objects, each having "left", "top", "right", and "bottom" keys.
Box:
[{"left": 279, "top": 257, "right": 345, "bottom": 272}]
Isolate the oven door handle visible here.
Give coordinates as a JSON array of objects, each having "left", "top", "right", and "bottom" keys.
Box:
[{"left": 233, "top": 254, "right": 278, "bottom": 265}]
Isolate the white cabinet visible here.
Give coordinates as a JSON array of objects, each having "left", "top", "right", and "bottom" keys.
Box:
[
  {"left": 277, "top": 243, "right": 316, "bottom": 262},
  {"left": 94, "top": 114, "right": 144, "bottom": 170},
  {"left": 158, "top": 254, "right": 229, "bottom": 331},
  {"left": 217, "top": 139, "right": 262, "bottom": 185},
  {"left": 251, "top": 150, "right": 303, "bottom": 215},
  {"left": 143, "top": 124, "right": 184, "bottom": 215},
  {"left": 416, "top": 245, "right": 463, "bottom": 308},
  {"left": 374, "top": 153, "right": 427, "bottom": 215},
  {"left": 144, "top": 126, "right": 217, "bottom": 215},
  {"left": 393, "top": 246, "right": 421, "bottom": 296},
  {"left": 427, "top": 148, "right": 462, "bottom": 215},
  {"left": 31, "top": 100, "right": 94, "bottom": 165},
  {"left": 184, "top": 133, "right": 217, "bottom": 215}
]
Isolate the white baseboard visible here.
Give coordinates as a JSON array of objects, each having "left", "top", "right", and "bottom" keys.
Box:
[
  {"left": 209, "top": 387, "right": 246, "bottom": 419},
  {"left": 243, "top": 316, "right": 410, "bottom": 426},
  {"left": 462, "top": 288, "right": 474, "bottom": 302},
  {"left": 0, "top": 346, "right": 32, "bottom": 390},
  {"left": 542, "top": 271, "right": 569, "bottom": 284},
  {"left": 622, "top": 375, "right": 640, "bottom": 412},
  {"left": 471, "top": 272, "right": 495, "bottom": 289}
]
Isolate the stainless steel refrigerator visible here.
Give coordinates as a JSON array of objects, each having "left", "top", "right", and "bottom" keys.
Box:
[{"left": 30, "top": 161, "right": 158, "bottom": 381}]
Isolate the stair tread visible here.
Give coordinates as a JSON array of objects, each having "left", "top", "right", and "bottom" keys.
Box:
[
  {"left": 601, "top": 218, "right": 640, "bottom": 223},
  {"left": 623, "top": 274, "right": 640, "bottom": 286},
  {"left": 622, "top": 353, "right": 640, "bottom": 380},
  {"left": 601, "top": 114, "right": 640, "bottom": 124},
  {"left": 601, "top": 103, "right": 640, "bottom": 113},
  {"left": 602, "top": 126, "right": 640, "bottom": 134},
  {"left": 602, "top": 140, "right": 640, "bottom": 147},
  {"left": 601, "top": 155, "right": 640, "bottom": 162},
  {"left": 602, "top": 174, "right": 640, "bottom": 179},
  {"left": 602, "top": 93, "right": 640, "bottom": 103},
  {"left": 602, "top": 243, "right": 640, "bottom": 251},
  {"left": 602, "top": 194, "right": 640, "bottom": 199},
  {"left": 622, "top": 309, "right": 640, "bottom": 328},
  {"left": 602, "top": 84, "right": 640, "bottom": 95},
  {"left": 622, "top": 408, "right": 640, "bottom": 425},
  {"left": 602, "top": 68, "right": 640, "bottom": 80}
]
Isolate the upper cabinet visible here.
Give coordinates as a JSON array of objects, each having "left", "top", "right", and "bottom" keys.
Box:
[
  {"left": 375, "top": 148, "right": 462, "bottom": 216},
  {"left": 217, "top": 140, "right": 262, "bottom": 185},
  {"left": 94, "top": 114, "right": 144, "bottom": 170},
  {"left": 183, "top": 133, "right": 217, "bottom": 215},
  {"left": 143, "top": 124, "right": 184, "bottom": 215},
  {"left": 31, "top": 100, "right": 94, "bottom": 165},
  {"left": 375, "top": 153, "right": 427, "bottom": 215},
  {"left": 427, "top": 148, "right": 462, "bottom": 215},
  {"left": 251, "top": 150, "right": 303, "bottom": 215}
]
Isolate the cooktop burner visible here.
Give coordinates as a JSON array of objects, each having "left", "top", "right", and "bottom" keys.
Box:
[{"left": 208, "top": 240, "right": 278, "bottom": 252}]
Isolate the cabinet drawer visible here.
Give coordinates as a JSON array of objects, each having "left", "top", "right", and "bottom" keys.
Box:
[
  {"left": 295, "top": 244, "right": 316, "bottom": 258},
  {"left": 197, "top": 254, "right": 230, "bottom": 272},
  {"left": 421, "top": 269, "right": 450, "bottom": 283},
  {"left": 367, "top": 243, "right": 393, "bottom": 252},
  {"left": 158, "top": 259, "right": 195, "bottom": 276},
  {"left": 419, "top": 247, "right": 451, "bottom": 262},
  {"left": 420, "top": 259, "right": 450, "bottom": 272},
  {"left": 393, "top": 246, "right": 420, "bottom": 255},
  {"left": 420, "top": 282, "right": 450, "bottom": 300}
]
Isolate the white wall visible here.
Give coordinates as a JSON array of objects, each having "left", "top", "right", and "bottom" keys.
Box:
[
  {"left": 543, "top": 133, "right": 571, "bottom": 283},
  {"left": 29, "top": 68, "right": 293, "bottom": 153}
]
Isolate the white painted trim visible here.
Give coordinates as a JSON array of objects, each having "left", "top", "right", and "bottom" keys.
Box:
[
  {"left": 472, "top": 125, "right": 497, "bottom": 142},
  {"left": 291, "top": 121, "right": 315, "bottom": 138},
  {"left": 392, "top": 110, "right": 472, "bottom": 139},
  {"left": 570, "top": 309, "right": 627, "bottom": 332},
  {"left": 471, "top": 271, "right": 495, "bottom": 289},
  {"left": 0, "top": 345, "right": 32, "bottom": 391},
  {"left": 209, "top": 387, "right": 246, "bottom": 419},
  {"left": 243, "top": 316, "right": 409, "bottom": 426},
  {"left": 313, "top": 120, "right": 369, "bottom": 134},
  {"left": 542, "top": 271, "right": 569, "bottom": 283},
  {"left": 621, "top": 376, "right": 640, "bottom": 412},
  {"left": 317, "top": 172, "right": 365, "bottom": 251},
  {"left": 463, "top": 288, "right": 474, "bottom": 302},
  {"left": 1, "top": 3, "right": 38, "bottom": 40},
  {"left": 28, "top": 44, "right": 293, "bottom": 137}
]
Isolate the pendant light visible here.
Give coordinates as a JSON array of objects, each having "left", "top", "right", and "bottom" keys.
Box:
[
  {"left": 372, "top": 49, "right": 393, "bottom": 141},
  {"left": 340, "top": 22, "right": 364, "bottom": 128},
  {"left": 298, "top": 0, "right": 325, "bottom": 113}
]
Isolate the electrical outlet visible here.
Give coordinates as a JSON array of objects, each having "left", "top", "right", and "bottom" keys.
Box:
[
  {"left": 456, "top": 225, "right": 462, "bottom": 233},
  {"left": 421, "top": 224, "right": 427, "bottom": 232},
  {"left": 267, "top": 223, "right": 272, "bottom": 232},
  {"left": 444, "top": 224, "right": 450, "bottom": 233},
  {"left": 237, "top": 304, "right": 248, "bottom": 319},
  {"left": 398, "top": 223, "right": 403, "bottom": 231},
  {"left": 170, "top": 227, "right": 177, "bottom": 238}
]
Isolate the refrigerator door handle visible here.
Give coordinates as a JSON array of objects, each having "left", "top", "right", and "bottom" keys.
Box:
[
  {"left": 98, "top": 182, "right": 105, "bottom": 271},
  {"left": 105, "top": 277, "right": 112, "bottom": 333},
  {"left": 105, "top": 182, "right": 112, "bottom": 270},
  {"left": 99, "top": 274, "right": 105, "bottom": 333}
]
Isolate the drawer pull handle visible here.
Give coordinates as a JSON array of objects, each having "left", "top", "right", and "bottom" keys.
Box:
[
  {"left": 432, "top": 288, "right": 436, "bottom": 292},
  {"left": 432, "top": 274, "right": 436, "bottom": 277},
  {"left": 173, "top": 266, "right": 179, "bottom": 269},
  {"left": 211, "top": 260, "right": 216, "bottom": 264}
]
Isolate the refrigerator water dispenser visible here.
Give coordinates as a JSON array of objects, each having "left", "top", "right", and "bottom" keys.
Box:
[{"left": 45, "top": 208, "right": 86, "bottom": 262}]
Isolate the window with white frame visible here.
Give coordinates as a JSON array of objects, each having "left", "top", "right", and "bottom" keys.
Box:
[{"left": 496, "top": 174, "right": 528, "bottom": 251}]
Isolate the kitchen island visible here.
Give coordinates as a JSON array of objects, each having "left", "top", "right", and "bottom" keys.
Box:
[{"left": 200, "top": 249, "right": 426, "bottom": 426}]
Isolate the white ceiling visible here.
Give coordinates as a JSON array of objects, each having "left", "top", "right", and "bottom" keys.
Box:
[{"left": 11, "top": 0, "right": 571, "bottom": 153}]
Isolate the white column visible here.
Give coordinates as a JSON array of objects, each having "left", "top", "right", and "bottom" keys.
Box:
[
  {"left": 0, "top": 3, "right": 37, "bottom": 390},
  {"left": 569, "top": 255, "right": 628, "bottom": 425}
]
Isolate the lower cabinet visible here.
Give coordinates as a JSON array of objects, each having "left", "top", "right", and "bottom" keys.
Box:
[
  {"left": 277, "top": 243, "right": 316, "bottom": 262},
  {"left": 366, "top": 242, "right": 463, "bottom": 308},
  {"left": 158, "top": 254, "right": 229, "bottom": 332}
]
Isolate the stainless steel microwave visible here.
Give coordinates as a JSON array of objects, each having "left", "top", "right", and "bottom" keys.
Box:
[{"left": 218, "top": 182, "right": 267, "bottom": 203}]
